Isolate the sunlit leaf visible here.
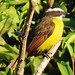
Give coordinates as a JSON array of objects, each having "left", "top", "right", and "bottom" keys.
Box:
[
  {"left": 4, "top": 53, "right": 17, "bottom": 59},
  {"left": 0, "top": 53, "right": 15, "bottom": 63},
  {"left": 35, "top": 5, "right": 40, "bottom": 14},
  {"left": 43, "top": 1, "right": 47, "bottom": 4},
  {"left": 0, "top": 19, "right": 6, "bottom": 31},
  {"left": 62, "top": 33, "right": 75, "bottom": 48},
  {"left": 60, "top": 4, "right": 67, "bottom": 12},
  {"left": 57, "top": 61, "right": 73, "bottom": 75},
  {"left": 0, "top": 13, "right": 7, "bottom": 21},
  {"left": 65, "top": 42, "right": 73, "bottom": 58},
  {"left": 8, "top": 0, "right": 29, "bottom": 5},
  {"left": 0, "top": 17, "right": 14, "bottom": 36},
  {"left": 4, "top": 44, "right": 19, "bottom": 54},
  {"left": 0, "top": 46, "right": 8, "bottom": 53},
  {"left": 72, "top": 7, "right": 75, "bottom": 13},
  {"left": 0, "top": 71, "right": 6, "bottom": 75},
  {"left": 21, "top": 10, "right": 27, "bottom": 18},
  {"left": 21, "top": 2, "right": 29, "bottom": 11},
  {"left": 5, "top": 6, "right": 17, "bottom": 16},
  {"left": 0, "top": 3, "right": 7, "bottom": 12},
  {"left": 67, "top": 34, "right": 75, "bottom": 44},
  {"left": 30, "top": 57, "right": 41, "bottom": 74},
  {"left": 0, "top": 36, "right": 6, "bottom": 45},
  {"left": 0, "top": 45, "right": 18, "bottom": 62},
  {"left": 37, "top": 0, "right": 41, "bottom": 4}
]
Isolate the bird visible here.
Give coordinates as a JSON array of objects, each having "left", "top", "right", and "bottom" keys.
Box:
[{"left": 8, "top": 8, "right": 69, "bottom": 69}]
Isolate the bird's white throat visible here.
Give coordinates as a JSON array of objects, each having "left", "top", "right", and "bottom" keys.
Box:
[{"left": 56, "top": 15, "right": 63, "bottom": 20}]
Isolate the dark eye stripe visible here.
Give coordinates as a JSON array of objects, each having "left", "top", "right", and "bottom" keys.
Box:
[{"left": 44, "top": 11, "right": 65, "bottom": 17}]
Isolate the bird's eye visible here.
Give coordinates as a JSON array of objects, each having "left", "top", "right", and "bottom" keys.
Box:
[{"left": 56, "top": 11, "right": 60, "bottom": 13}]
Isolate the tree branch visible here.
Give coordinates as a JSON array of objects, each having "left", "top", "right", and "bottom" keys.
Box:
[
  {"left": 34, "top": 40, "right": 62, "bottom": 75},
  {"left": 15, "top": 0, "right": 37, "bottom": 75}
]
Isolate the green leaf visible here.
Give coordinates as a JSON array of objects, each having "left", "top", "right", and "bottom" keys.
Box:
[
  {"left": 43, "top": 1, "right": 47, "bottom": 4},
  {"left": 72, "top": 7, "right": 75, "bottom": 13},
  {"left": 4, "top": 44, "right": 19, "bottom": 54},
  {"left": 67, "top": 34, "right": 75, "bottom": 44},
  {"left": 65, "top": 42, "right": 73, "bottom": 58},
  {"left": 0, "top": 17, "right": 14, "bottom": 36},
  {"left": 62, "top": 32, "right": 75, "bottom": 48},
  {"left": 21, "top": 2, "right": 29, "bottom": 11},
  {"left": 0, "top": 13, "right": 7, "bottom": 21},
  {"left": 1, "top": 6, "right": 19, "bottom": 36},
  {"left": 0, "top": 71, "right": 6, "bottom": 75},
  {"left": 0, "top": 0, "right": 2, "bottom": 2},
  {"left": 74, "top": 41, "right": 75, "bottom": 53},
  {"left": 30, "top": 56, "right": 41, "bottom": 74},
  {"left": 0, "top": 46, "right": 8, "bottom": 53},
  {"left": 35, "top": 5, "right": 40, "bottom": 14},
  {"left": 0, "top": 19, "right": 6, "bottom": 33},
  {"left": 0, "top": 45, "right": 18, "bottom": 62},
  {"left": 5, "top": 6, "right": 19, "bottom": 25},
  {"left": 0, "top": 53, "right": 16, "bottom": 63},
  {"left": 5, "top": 6, "right": 17, "bottom": 17},
  {"left": 37, "top": 0, "right": 41, "bottom": 4},
  {"left": 8, "top": 0, "right": 29, "bottom": 5},
  {"left": 0, "top": 36, "right": 6, "bottom": 45},
  {"left": 60, "top": 4, "right": 67, "bottom": 12},
  {"left": 0, "top": 44, "right": 19, "bottom": 54},
  {"left": 4, "top": 53, "right": 17, "bottom": 60},
  {"left": 20, "top": 10, "right": 27, "bottom": 19},
  {"left": 5, "top": 67, "right": 9, "bottom": 74},
  {"left": 0, "top": 3, "right": 7, "bottom": 12},
  {"left": 57, "top": 61, "right": 73, "bottom": 75},
  {"left": 12, "top": 13, "right": 19, "bottom": 28}
]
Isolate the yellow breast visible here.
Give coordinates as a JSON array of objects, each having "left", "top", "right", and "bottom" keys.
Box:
[{"left": 37, "top": 17, "right": 64, "bottom": 52}]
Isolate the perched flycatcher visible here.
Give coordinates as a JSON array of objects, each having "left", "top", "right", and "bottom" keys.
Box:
[
  {"left": 27, "top": 8, "right": 68, "bottom": 56},
  {"left": 8, "top": 8, "right": 69, "bottom": 69}
]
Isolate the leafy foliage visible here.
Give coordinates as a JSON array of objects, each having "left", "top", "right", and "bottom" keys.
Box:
[{"left": 0, "top": 0, "right": 75, "bottom": 75}]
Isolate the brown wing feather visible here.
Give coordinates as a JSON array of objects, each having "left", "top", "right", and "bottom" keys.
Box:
[{"left": 27, "top": 35, "right": 45, "bottom": 54}]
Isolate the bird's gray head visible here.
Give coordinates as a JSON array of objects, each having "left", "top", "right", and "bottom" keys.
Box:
[{"left": 45, "top": 8, "right": 69, "bottom": 19}]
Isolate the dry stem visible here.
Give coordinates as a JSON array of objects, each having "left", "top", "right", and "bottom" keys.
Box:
[{"left": 15, "top": 0, "right": 37, "bottom": 75}]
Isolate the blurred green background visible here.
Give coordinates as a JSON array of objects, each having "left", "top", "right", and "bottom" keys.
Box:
[{"left": 0, "top": 0, "right": 75, "bottom": 75}]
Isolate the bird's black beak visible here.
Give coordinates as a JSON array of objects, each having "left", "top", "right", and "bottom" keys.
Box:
[
  {"left": 65, "top": 12, "right": 70, "bottom": 15},
  {"left": 62, "top": 12, "right": 70, "bottom": 17}
]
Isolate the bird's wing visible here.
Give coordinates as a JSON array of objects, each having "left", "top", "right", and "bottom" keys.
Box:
[
  {"left": 27, "top": 35, "right": 45, "bottom": 55},
  {"left": 27, "top": 16, "right": 55, "bottom": 56}
]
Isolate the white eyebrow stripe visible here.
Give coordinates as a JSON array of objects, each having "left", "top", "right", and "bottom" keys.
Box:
[{"left": 46, "top": 8, "right": 64, "bottom": 12}]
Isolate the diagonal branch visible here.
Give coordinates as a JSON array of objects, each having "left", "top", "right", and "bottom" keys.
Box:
[
  {"left": 15, "top": 0, "right": 37, "bottom": 75},
  {"left": 34, "top": 40, "right": 62, "bottom": 75}
]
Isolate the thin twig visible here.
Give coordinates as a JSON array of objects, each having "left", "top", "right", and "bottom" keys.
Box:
[
  {"left": 15, "top": 0, "right": 37, "bottom": 75},
  {"left": 34, "top": 40, "right": 62, "bottom": 75},
  {"left": 72, "top": 57, "right": 75, "bottom": 75},
  {"left": 14, "top": 29, "right": 22, "bottom": 36},
  {"left": 72, "top": 59, "right": 74, "bottom": 75}
]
